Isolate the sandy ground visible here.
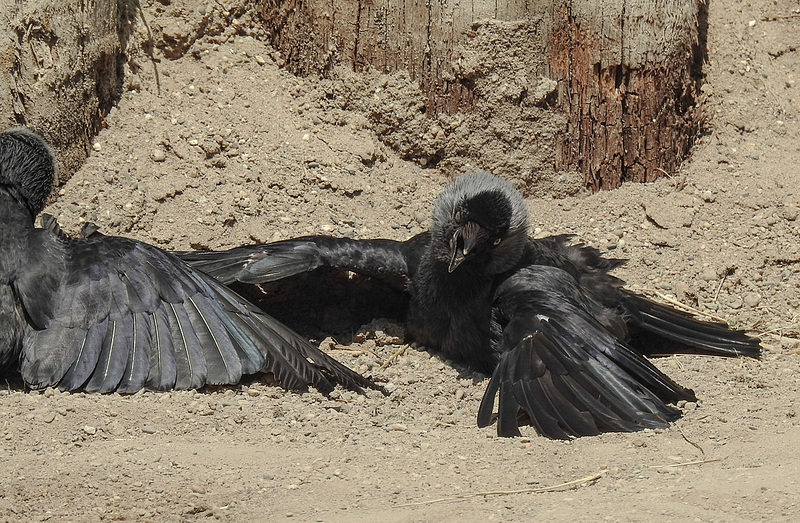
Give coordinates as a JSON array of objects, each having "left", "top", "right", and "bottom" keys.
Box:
[{"left": 2, "top": 1, "right": 800, "bottom": 521}]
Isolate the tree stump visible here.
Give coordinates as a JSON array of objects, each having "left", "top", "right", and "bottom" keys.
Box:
[
  {"left": 0, "top": 0, "right": 130, "bottom": 182},
  {"left": 550, "top": 1, "right": 706, "bottom": 190},
  {"left": 259, "top": 0, "right": 705, "bottom": 191}
]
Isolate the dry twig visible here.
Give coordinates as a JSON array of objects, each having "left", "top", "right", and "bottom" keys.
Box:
[
  {"left": 713, "top": 273, "right": 728, "bottom": 303},
  {"left": 394, "top": 470, "right": 608, "bottom": 507},
  {"left": 648, "top": 458, "right": 720, "bottom": 469},
  {"left": 638, "top": 288, "right": 729, "bottom": 323},
  {"left": 677, "top": 427, "right": 705, "bottom": 456},
  {"left": 378, "top": 344, "right": 409, "bottom": 371}
]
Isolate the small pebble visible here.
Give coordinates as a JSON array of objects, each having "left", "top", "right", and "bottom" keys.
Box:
[
  {"left": 37, "top": 410, "right": 56, "bottom": 424},
  {"left": 782, "top": 207, "right": 798, "bottom": 221},
  {"left": 152, "top": 149, "right": 166, "bottom": 162},
  {"left": 191, "top": 484, "right": 206, "bottom": 494},
  {"left": 700, "top": 269, "right": 718, "bottom": 281},
  {"left": 387, "top": 423, "right": 408, "bottom": 432},
  {"left": 743, "top": 292, "right": 761, "bottom": 307},
  {"left": 141, "top": 425, "right": 157, "bottom": 434},
  {"left": 92, "top": 142, "right": 101, "bottom": 152},
  {"left": 83, "top": 425, "right": 97, "bottom": 435}
]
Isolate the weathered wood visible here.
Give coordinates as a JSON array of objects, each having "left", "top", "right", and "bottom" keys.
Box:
[
  {"left": 259, "top": 0, "right": 703, "bottom": 191},
  {"left": 550, "top": 1, "right": 704, "bottom": 189},
  {"left": 0, "top": 0, "right": 127, "bottom": 182},
  {"left": 260, "top": 1, "right": 553, "bottom": 115}
]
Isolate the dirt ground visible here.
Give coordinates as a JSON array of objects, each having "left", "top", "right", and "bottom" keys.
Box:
[{"left": 3, "top": 1, "right": 800, "bottom": 521}]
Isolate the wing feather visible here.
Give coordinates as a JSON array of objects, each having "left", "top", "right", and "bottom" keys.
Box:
[
  {"left": 480, "top": 265, "right": 693, "bottom": 438},
  {"left": 117, "top": 311, "right": 152, "bottom": 393},
  {"left": 14, "top": 221, "right": 375, "bottom": 395}
]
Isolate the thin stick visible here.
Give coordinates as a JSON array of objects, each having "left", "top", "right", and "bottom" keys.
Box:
[
  {"left": 135, "top": 3, "right": 161, "bottom": 95},
  {"left": 713, "top": 272, "right": 728, "bottom": 303},
  {"left": 329, "top": 348, "right": 367, "bottom": 356},
  {"left": 648, "top": 458, "right": 720, "bottom": 468},
  {"left": 394, "top": 470, "right": 608, "bottom": 507},
  {"left": 677, "top": 427, "right": 705, "bottom": 456},
  {"left": 759, "top": 330, "right": 800, "bottom": 340},
  {"left": 638, "top": 288, "right": 729, "bottom": 323},
  {"left": 378, "top": 344, "right": 409, "bottom": 371}
]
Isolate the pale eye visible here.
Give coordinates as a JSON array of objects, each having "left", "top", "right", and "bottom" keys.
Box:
[{"left": 493, "top": 238, "right": 502, "bottom": 246}]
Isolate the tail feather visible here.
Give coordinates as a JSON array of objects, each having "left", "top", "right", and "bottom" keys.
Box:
[{"left": 623, "top": 293, "right": 762, "bottom": 359}]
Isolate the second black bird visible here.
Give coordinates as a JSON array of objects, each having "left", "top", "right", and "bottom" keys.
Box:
[{"left": 0, "top": 127, "right": 375, "bottom": 395}]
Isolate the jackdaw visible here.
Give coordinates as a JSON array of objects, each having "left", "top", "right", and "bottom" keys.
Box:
[
  {"left": 181, "top": 172, "right": 762, "bottom": 438},
  {"left": 0, "top": 127, "right": 375, "bottom": 394}
]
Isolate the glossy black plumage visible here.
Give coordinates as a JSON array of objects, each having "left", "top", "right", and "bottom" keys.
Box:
[
  {"left": 0, "top": 127, "right": 375, "bottom": 394},
  {"left": 181, "top": 172, "right": 762, "bottom": 438}
]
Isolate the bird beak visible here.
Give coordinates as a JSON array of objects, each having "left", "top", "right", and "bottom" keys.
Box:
[{"left": 448, "top": 226, "right": 478, "bottom": 273}]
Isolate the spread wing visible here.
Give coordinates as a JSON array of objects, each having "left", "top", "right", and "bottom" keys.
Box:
[
  {"left": 14, "top": 228, "right": 376, "bottom": 394},
  {"left": 178, "top": 234, "right": 429, "bottom": 286},
  {"left": 477, "top": 266, "right": 696, "bottom": 439}
]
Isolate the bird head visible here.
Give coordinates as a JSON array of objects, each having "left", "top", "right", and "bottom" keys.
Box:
[
  {"left": 0, "top": 127, "right": 56, "bottom": 219},
  {"left": 431, "top": 172, "right": 529, "bottom": 275}
]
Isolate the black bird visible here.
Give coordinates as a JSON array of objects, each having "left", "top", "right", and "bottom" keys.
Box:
[
  {"left": 0, "top": 127, "right": 375, "bottom": 394},
  {"left": 181, "top": 172, "right": 762, "bottom": 438}
]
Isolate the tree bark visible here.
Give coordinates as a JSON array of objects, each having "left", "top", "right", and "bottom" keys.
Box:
[
  {"left": 0, "top": 0, "right": 129, "bottom": 182},
  {"left": 259, "top": 0, "right": 704, "bottom": 191},
  {"left": 550, "top": 1, "right": 705, "bottom": 190}
]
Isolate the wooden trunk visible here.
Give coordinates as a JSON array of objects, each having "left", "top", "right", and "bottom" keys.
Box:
[
  {"left": 0, "top": 0, "right": 128, "bottom": 182},
  {"left": 259, "top": 0, "right": 704, "bottom": 191}
]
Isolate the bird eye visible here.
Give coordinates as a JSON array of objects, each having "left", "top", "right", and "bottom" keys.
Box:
[{"left": 493, "top": 238, "right": 502, "bottom": 246}]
